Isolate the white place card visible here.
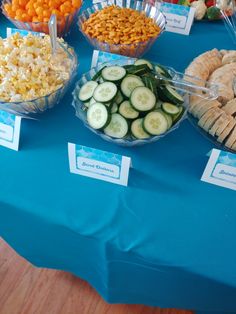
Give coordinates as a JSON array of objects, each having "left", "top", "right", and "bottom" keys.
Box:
[
  {"left": 68, "top": 143, "right": 131, "bottom": 186},
  {"left": 156, "top": 2, "right": 195, "bottom": 35},
  {"left": 0, "top": 111, "right": 21, "bottom": 151},
  {"left": 201, "top": 149, "right": 236, "bottom": 191}
]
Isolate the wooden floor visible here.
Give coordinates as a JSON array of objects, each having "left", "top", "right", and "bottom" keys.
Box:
[{"left": 0, "top": 238, "right": 193, "bottom": 314}]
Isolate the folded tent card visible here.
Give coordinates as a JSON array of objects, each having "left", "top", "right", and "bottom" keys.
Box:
[
  {"left": 202, "top": 148, "right": 236, "bottom": 191},
  {"left": 68, "top": 143, "right": 131, "bottom": 186},
  {"left": 0, "top": 111, "right": 21, "bottom": 151}
]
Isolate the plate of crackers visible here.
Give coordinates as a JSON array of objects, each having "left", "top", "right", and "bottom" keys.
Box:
[{"left": 185, "top": 49, "right": 236, "bottom": 153}]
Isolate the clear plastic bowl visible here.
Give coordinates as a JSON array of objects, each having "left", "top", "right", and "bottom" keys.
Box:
[
  {"left": 1, "top": 0, "right": 83, "bottom": 37},
  {"left": 0, "top": 42, "right": 78, "bottom": 116},
  {"left": 72, "top": 60, "right": 187, "bottom": 147},
  {"left": 77, "top": 0, "right": 166, "bottom": 58}
]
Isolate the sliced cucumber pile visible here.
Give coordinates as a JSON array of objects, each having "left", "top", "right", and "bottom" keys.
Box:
[{"left": 77, "top": 60, "right": 185, "bottom": 140}]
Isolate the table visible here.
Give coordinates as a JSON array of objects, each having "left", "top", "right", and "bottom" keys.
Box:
[{"left": 1, "top": 2, "right": 236, "bottom": 313}]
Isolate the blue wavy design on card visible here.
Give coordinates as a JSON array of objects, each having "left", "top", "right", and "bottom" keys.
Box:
[
  {"left": 76, "top": 145, "right": 122, "bottom": 166},
  {"left": 160, "top": 3, "right": 190, "bottom": 17},
  {"left": 96, "top": 51, "right": 134, "bottom": 67},
  {"left": 218, "top": 151, "right": 236, "bottom": 167},
  {"left": 0, "top": 111, "right": 16, "bottom": 127},
  {"left": 7, "top": 27, "right": 43, "bottom": 37}
]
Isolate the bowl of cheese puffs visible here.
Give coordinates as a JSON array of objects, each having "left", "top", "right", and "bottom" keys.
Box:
[
  {"left": 78, "top": 0, "right": 166, "bottom": 58},
  {"left": 2, "top": 0, "right": 83, "bottom": 37}
]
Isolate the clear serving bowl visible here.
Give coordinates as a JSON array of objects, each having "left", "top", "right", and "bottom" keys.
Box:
[
  {"left": 1, "top": 0, "right": 83, "bottom": 37},
  {"left": 72, "top": 60, "right": 187, "bottom": 147},
  {"left": 0, "top": 42, "right": 78, "bottom": 117},
  {"left": 77, "top": 0, "right": 166, "bottom": 58},
  {"left": 187, "top": 112, "right": 236, "bottom": 154}
]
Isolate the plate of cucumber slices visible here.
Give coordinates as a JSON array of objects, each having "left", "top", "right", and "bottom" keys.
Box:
[{"left": 72, "top": 59, "right": 187, "bottom": 146}]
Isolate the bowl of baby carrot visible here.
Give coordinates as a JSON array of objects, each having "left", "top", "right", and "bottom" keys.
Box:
[
  {"left": 2, "top": 0, "right": 83, "bottom": 37},
  {"left": 78, "top": 0, "right": 166, "bottom": 58}
]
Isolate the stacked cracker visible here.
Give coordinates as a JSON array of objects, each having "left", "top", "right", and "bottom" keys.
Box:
[{"left": 185, "top": 49, "right": 236, "bottom": 151}]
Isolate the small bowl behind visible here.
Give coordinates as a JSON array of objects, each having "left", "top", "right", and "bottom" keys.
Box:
[
  {"left": 78, "top": 0, "right": 166, "bottom": 58},
  {"left": 1, "top": 0, "right": 83, "bottom": 37}
]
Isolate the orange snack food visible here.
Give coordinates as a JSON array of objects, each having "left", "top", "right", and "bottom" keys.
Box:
[
  {"left": 3, "top": 0, "right": 82, "bottom": 23},
  {"left": 81, "top": 5, "right": 161, "bottom": 45}
]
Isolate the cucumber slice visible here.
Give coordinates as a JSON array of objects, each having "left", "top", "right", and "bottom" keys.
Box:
[
  {"left": 154, "top": 64, "right": 172, "bottom": 78},
  {"left": 93, "top": 82, "right": 117, "bottom": 103},
  {"left": 162, "top": 102, "right": 180, "bottom": 115},
  {"left": 126, "top": 74, "right": 143, "bottom": 81},
  {"left": 135, "top": 59, "right": 153, "bottom": 70},
  {"left": 121, "top": 76, "right": 144, "bottom": 98},
  {"left": 123, "top": 64, "right": 136, "bottom": 71},
  {"left": 131, "top": 118, "right": 150, "bottom": 139},
  {"left": 142, "top": 75, "right": 157, "bottom": 96},
  {"left": 111, "top": 102, "right": 118, "bottom": 113},
  {"left": 143, "top": 111, "right": 168, "bottom": 135},
  {"left": 79, "top": 81, "right": 98, "bottom": 102},
  {"left": 102, "top": 66, "right": 126, "bottom": 82},
  {"left": 161, "top": 85, "right": 184, "bottom": 105},
  {"left": 155, "top": 108, "right": 172, "bottom": 129},
  {"left": 130, "top": 86, "right": 156, "bottom": 112},
  {"left": 172, "top": 106, "right": 185, "bottom": 124},
  {"left": 126, "top": 64, "right": 151, "bottom": 76},
  {"left": 104, "top": 113, "right": 128, "bottom": 138},
  {"left": 114, "top": 91, "right": 124, "bottom": 105},
  {"left": 92, "top": 66, "right": 106, "bottom": 81},
  {"left": 87, "top": 103, "right": 110, "bottom": 130},
  {"left": 162, "top": 112, "right": 172, "bottom": 129},
  {"left": 119, "top": 100, "right": 139, "bottom": 119}
]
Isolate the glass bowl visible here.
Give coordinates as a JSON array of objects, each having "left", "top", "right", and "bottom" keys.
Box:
[
  {"left": 77, "top": 0, "right": 166, "bottom": 58},
  {"left": 72, "top": 60, "right": 187, "bottom": 147},
  {"left": 0, "top": 42, "right": 78, "bottom": 116},
  {"left": 1, "top": 0, "right": 83, "bottom": 37},
  {"left": 187, "top": 112, "right": 236, "bottom": 154}
]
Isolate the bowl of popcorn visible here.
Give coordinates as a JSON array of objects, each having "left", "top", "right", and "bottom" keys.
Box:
[
  {"left": 0, "top": 32, "right": 78, "bottom": 116},
  {"left": 78, "top": 0, "right": 166, "bottom": 58},
  {"left": 2, "top": 0, "right": 83, "bottom": 37}
]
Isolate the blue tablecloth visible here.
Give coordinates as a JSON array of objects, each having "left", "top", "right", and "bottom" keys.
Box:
[{"left": 1, "top": 2, "right": 236, "bottom": 313}]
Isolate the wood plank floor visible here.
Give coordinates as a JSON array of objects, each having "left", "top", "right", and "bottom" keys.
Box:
[{"left": 0, "top": 238, "right": 193, "bottom": 314}]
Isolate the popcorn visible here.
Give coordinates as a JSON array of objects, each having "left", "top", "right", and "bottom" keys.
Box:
[{"left": 0, "top": 33, "right": 74, "bottom": 102}]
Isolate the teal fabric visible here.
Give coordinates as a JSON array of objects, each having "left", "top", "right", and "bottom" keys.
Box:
[{"left": 1, "top": 2, "right": 236, "bottom": 312}]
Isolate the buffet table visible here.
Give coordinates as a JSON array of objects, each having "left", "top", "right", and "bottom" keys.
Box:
[{"left": 1, "top": 2, "right": 236, "bottom": 313}]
